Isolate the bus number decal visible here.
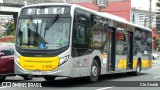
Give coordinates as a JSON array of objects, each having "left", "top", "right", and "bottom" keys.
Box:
[{"left": 43, "top": 65, "right": 53, "bottom": 69}]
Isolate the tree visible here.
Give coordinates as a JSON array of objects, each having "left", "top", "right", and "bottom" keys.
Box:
[
  {"left": 5, "top": 20, "right": 15, "bottom": 36},
  {"left": 157, "top": 0, "right": 160, "bottom": 7},
  {"left": 10, "top": 21, "right": 15, "bottom": 35}
]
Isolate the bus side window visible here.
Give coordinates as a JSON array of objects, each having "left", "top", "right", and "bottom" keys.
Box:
[
  {"left": 73, "top": 25, "right": 86, "bottom": 45},
  {"left": 73, "top": 8, "right": 89, "bottom": 48}
]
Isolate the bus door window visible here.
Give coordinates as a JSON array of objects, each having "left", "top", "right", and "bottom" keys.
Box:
[
  {"left": 107, "top": 28, "right": 113, "bottom": 71},
  {"left": 115, "top": 27, "right": 127, "bottom": 71},
  {"left": 106, "top": 27, "right": 116, "bottom": 71},
  {"left": 134, "top": 28, "right": 142, "bottom": 55},
  {"left": 127, "top": 31, "right": 134, "bottom": 69},
  {"left": 74, "top": 25, "right": 86, "bottom": 45},
  {"left": 72, "top": 9, "right": 90, "bottom": 57},
  {"left": 116, "top": 29, "right": 126, "bottom": 55},
  {"left": 72, "top": 24, "right": 89, "bottom": 56}
]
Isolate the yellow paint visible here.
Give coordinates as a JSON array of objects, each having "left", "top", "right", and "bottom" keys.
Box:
[
  {"left": 133, "top": 59, "right": 152, "bottom": 68},
  {"left": 118, "top": 59, "right": 127, "bottom": 69},
  {"left": 148, "top": 60, "right": 152, "bottom": 67},
  {"left": 19, "top": 56, "right": 60, "bottom": 71},
  {"left": 142, "top": 60, "right": 148, "bottom": 68},
  {"left": 118, "top": 59, "right": 152, "bottom": 69},
  {"left": 141, "top": 60, "right": 152, "bottom": 68},
  {"left": 133, "top": 60, "right": 138, "bottom": 69}
]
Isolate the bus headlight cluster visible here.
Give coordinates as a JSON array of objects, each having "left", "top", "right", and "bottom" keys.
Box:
[{"left": 59, "top": 55, "right": 69, "bottom": 66}]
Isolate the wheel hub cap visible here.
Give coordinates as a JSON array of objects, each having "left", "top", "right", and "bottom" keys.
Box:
[{"left": 92, "top": 66, "right": 98, "bottom": 76}]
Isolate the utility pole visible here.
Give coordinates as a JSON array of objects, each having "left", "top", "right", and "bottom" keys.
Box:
[
  {"left": 149, "top": 0, "right": 152, "bottom": 29},
  {"left": 24, "top": 0, "right": 27, "bottom": 6},
  {"left": 95, "top": 0, "right": 127, "bottom": 12},
  {"left": 97, "top": 0, "right": 107, "bottom": 12}
]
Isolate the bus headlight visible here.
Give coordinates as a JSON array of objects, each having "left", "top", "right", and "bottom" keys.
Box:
[
  {"left": 15, "top": 56, "right": 20, "bottom": 63},
  {"left": 59, "top": 55, "right": 69, "bottom": 66}
]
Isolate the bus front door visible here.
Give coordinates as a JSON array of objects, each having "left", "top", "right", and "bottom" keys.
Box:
[
  {"left": 127, "top": 31, "right": 134, "bottom": 70},
  {"left": 107, "top": 28, "right": 116, "bottom": 72}
]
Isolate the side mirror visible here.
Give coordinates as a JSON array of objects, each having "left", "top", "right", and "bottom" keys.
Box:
[{"left": 0, "top": 52, "right": 5, "bottom": 57}]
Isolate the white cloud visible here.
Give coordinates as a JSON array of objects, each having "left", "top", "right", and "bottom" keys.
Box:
[
  {"left": 131, "top": 0, "right": 156, "bottom": 11},
  {"left": 0, "top": 0, "right": 3, "bottom": 3}
]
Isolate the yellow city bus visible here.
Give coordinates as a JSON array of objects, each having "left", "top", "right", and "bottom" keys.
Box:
[{"left": 14, "top": 3, "right": 152, "bottom": 82}]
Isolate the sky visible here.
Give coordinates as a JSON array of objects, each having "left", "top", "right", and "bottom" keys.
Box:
[
  {"left": 0, "top": 0, "right": 3, "bottom": 3},
  {"left": 131, "top": 0, "right": 157, "bottom": 11}
]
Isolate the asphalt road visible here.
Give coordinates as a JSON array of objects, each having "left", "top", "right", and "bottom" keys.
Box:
[{"left": 1, "top": 52, "right": 160, "bottom": 90}]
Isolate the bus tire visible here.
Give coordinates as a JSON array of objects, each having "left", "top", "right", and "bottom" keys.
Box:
[
  {"left": 133, "top": 60, "right": 141, "bottom": 76},
  {"left": 43, "top": 76, "right": 56, "bottom": 81},
  {"left": 0, "top": 76, "right": 6, "bottom": 81},
  {"left": 88, "top": 60, "right": 100, "bottom": 82},
  {"left": 22, "top": 75, "right": 33, "bottom": 80}
]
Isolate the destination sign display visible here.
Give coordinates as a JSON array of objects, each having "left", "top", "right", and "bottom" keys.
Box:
[{"left": 21, "top": 7, "right": 70, "bottom": 15}]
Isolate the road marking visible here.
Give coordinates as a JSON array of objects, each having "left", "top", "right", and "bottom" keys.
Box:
[
  {"left": 96, "top": 86, "right": 114, "bottom": 90},
  {"left": 153, "top": 76, "right": 160, "bottom": 78}
]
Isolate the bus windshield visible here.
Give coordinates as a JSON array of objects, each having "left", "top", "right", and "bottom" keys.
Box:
[{"left": 16, "top": 16, "right": 70, "bottom": 50}]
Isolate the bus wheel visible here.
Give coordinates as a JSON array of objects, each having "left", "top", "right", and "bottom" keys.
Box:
[
  {"left": 88, "top": 60, "right": 100, "bottom": 82},
  {"left": 22, "top": 75, "right": 33, "bottom": 80},
  {"left": 0, "top": 76, "right": 6, "bottom": 81},
  {"left": 43, "top": 76, "right": 56, "bottom": 81},
  {"left": 133, "top": 61, "right": 141, "bottom": 76}
]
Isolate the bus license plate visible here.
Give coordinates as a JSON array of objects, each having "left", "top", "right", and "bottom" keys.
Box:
[
  {"left": 43, "top": 64, "right": 53, "bottom": 69},
  {"left": 32, "top": 71, "right": 42, "bottom": 75}
]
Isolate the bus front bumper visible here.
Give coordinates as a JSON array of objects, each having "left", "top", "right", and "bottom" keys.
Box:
[{"left": 14, "top": 59, "right": 73, "bottom": 77}]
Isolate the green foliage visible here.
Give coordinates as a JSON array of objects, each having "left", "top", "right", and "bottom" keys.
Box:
[
  {"left": 4, "top": 21, "right": 15, "bottom": 36},
  {"left": 157, "top": 0, "right": 160, "bottom": 8},
  {"left": 10, "top": 22, "right": 15, "bottom": 35}
]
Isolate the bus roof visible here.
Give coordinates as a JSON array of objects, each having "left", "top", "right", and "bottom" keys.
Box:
[
  {"left": 72, "top": 4, "right": 152, "bottom": 32},
  {"left": 21, "top": 3, "right": 72, "bottom": 8},
  {"left": 21, "top": 3, "right": 152, "bottom": 32}
]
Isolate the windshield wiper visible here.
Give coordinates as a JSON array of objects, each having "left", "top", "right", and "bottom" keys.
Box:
[
  {"left": 45, "top": 15, "right": 59, "bottom": 30},
  {"left": 44, "top": 15, "right": 59, "bottom": 37}
]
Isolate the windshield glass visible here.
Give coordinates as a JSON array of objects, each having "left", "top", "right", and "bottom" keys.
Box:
[{"left": 16, "top": 16, "right": 70, "bottom": 50}]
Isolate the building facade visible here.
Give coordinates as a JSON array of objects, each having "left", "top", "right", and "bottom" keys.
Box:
[
  {"left": 131, "top": 8, "right": 156, "bottom": 28},
  {"left": 75, "top": 0, "right": 157, "bottom": 28}
]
